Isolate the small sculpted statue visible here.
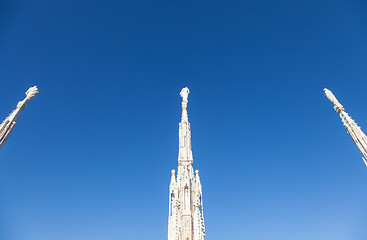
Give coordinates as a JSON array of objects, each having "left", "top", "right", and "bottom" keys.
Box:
[
  {"left": 26, "top": 86, "right": 39, "bottom": 100},
  {"left": 17, "top": 86, "right": 39, "bottom": 110},
  {"left": 180, "top": 87, "right": 189, "bottom": 103}
]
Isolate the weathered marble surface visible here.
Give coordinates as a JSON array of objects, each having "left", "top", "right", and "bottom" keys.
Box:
[{"left": 0, "top": 86, "right": 39, "bottom": 149}]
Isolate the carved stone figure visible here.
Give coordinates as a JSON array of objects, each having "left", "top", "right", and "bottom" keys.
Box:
[
  {"left": 180, "top": 87, "right": 190, "bottom": 103},
  {"left": 0, "top": 86, "right": 39, "bottom": 149}
]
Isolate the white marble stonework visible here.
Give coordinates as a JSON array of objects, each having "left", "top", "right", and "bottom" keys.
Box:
[
  {"left": 324, "top": 88, "right": 367, "bottom": 166},
  {"left": 0, "top": 86, "right": 39, "bottom": 150},
  {"left": 168, "top": 87, "right": 205, "bottom": 240}
]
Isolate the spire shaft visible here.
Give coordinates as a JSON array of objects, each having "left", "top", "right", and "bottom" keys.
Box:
[
  {"left": 178, "top": 87, "right": 193, "bottom": 165},
  {"left": 324, "top": 88, "right": 367, "bottom": 165},
  {"left": 168, "top": 88, "right": 205, "bottom": 240},
  {"left": 0, "top": 86, "right": 39, "bottom": 150}
]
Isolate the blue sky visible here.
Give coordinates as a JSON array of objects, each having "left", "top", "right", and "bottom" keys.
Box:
[{"left": 1, "top": 0, "right": 367, "bottom": 239}]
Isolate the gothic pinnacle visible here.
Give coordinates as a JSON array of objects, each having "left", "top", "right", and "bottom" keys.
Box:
[
  {"left": 169, "top": 87, "right": 205, "bottom": 240},
  {"left": 178, "top": 87, "right": 193, "bottom": 163},
  {"left": 0, "top": 86, "right": 39, "bottom": 150},
  {"left": 324, "top": 88, "right": 367, "bottom": 166}
]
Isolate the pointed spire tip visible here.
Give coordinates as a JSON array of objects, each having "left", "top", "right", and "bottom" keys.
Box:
[{"left": 324, "top": 88, "right": 345, "bottom": 113}]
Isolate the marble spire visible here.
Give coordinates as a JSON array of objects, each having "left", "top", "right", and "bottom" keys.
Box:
[
  {"left": 168, "top": 87, "right": 205, "bottom": 240},
  {"left": 324, "top": 88, "right": 367, "bottom": 166},
  {"left": 0, "top": 86, "right": 39, "bottom": 150},
  {"left": 178, "top": 87, "right": 193, "bottom": 165}
]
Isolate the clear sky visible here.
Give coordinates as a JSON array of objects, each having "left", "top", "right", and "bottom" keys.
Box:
[{"left": 1, "top": 0, "right": 367, "bottom": 239}]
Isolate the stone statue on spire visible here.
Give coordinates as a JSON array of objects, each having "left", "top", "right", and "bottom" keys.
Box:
[
  {"left": 180, "top": 87, "right": 190, "bottom": 123},
  {"left": 180, "top": 87, "right": 189, "bottom": 103},
  {"left": 0, "top": 86, "right": 39, "bottom": 150},
  {"left": 324, "top": 88, "right": 367, "bottom": 166}
]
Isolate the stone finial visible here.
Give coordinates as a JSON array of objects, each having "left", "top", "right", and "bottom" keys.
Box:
[
  {"left": 324, "top": 88, "right": 340, "bottom": 105},
  {"left": 324, "top": 88, "right": 345, "bottom": 113},
  {"left": 195, "top": 170, "right": 200, "bottom": 180},
  {"left": 170, "top": 169, "right": 176, "bottom": 184}
]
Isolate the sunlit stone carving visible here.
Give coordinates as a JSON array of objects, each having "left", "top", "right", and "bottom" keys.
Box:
[
  {"left": 324, "top": 88, "right": 367, "bottom": 166},
  {"left": 168, "top": 88, "right": 205, "bottom": 240},
  {"left": 0, "top": 86, "right": 39, "bottom": 149}
]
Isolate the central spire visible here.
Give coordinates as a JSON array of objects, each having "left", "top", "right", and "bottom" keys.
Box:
[
  {"left": 168, "top": 87, "right": 205, "bottom": 240},
  {"left": 178, "top": 87, "right": 193, "bottom": 165}
]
